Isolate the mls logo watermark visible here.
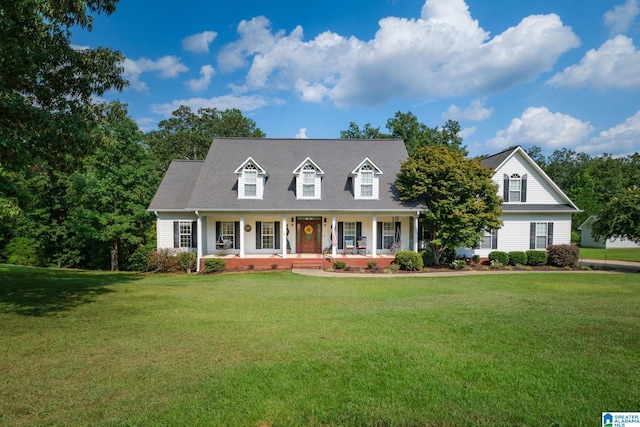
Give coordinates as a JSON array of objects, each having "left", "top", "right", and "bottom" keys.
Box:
[{"left": 603, "top": 412, "right": 640, "bottom": 427}]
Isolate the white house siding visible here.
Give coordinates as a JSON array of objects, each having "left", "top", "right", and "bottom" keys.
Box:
[
  {"left": 580, "top": 219, "right": 640, "bottom": 248},
  {"left": 156, "top": 213, "right": 198, "bottom": 250},
  {"left": 496, "top": 154, "right": 567, "bottom": 205},
  {"left": 471, "top": 213, "right": 573, "bottom": 258}
]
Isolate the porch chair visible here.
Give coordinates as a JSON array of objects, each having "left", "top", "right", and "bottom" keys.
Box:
[
  {"left": 356, "top": 237, "right": 367, "bottom": 255},
  {"left": 344, "top": 237, "right": 355, "bottom": 255}
]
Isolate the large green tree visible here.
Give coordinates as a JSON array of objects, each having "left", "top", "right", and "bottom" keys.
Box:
[
  {"left": 590, "top": 186, "right": 640, "bottom": 244},
  {"left": 396, "top": 145, "right": 502, "bottom": 264},
  {"left": 145, "top": 106, "right": 266, "bottom": 172},
  {"left": 65, "top": 103, "right": 159, "bottom": 271},
  {"left": 0, "top": 0, "right": 126, "bottom": 248}
]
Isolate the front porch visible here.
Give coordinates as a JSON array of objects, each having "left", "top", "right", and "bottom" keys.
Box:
[{"left": 201, "top": 253, "right": 397, "bottom": 271}]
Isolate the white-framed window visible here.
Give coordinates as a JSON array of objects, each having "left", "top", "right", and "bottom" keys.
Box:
[
  {"left": 382, "top": 222, "right": 394, "bottom": 249},
  {"left": 222, "top": 221, "right": 235, "bottom": 247},
  {"left": 535, "top": 222, "right": 548, "bottom": 249},
  {"left": 179, "top": 221, "right": 192, "bottom": 248},
  {"left": 302, "top": 164, "right": 316, "bottom": 197},
  {"left": 262, "top": 221, "right": 274, "bottom": 249},
  {"left": 509, "top": 174, "right": 521, "bottom": 202},
  {"left": 344, "top": 222, "right": 356, "bottom": 249},
  {"left": 244, "top": 164, "right": 257, "bottom": 197},
  {"left": 360, "top": 165, "right": 373, "bottom": 197},
  {"left": 477, "top": 230, "right": 493, "bottom": 249}
]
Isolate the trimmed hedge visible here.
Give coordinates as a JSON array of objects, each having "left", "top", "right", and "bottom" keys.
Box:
[
  {"left": 203, "top": 258, "right": 226, "bottom": 273},
  {"left": 178, "top": 251, "right": 197, "bottom": 272},
  {"left": 488, "top": 251, "right": 509, "bottom": 265},
  {"left": 393, "top": 250, "right": 423, "bottom": 271},
  {"left": 526, "top": 250, "right": 548, "bottom": 266},
  {"left": 420, "top": 250, "right": 435, "bottom": 267},
  {"left": 508, "top": 251, "right": 527, "bottom": 266},
  {"left": 547, "top": 244, "right": 580, "bottom": 267},
  {"left": 333, "top": 261, "right": 347, "bottom": 270}
]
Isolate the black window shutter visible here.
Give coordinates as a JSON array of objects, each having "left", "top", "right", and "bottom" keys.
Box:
[
  {"left": 191, "top": 221, "right": 197, "bottom": 248},
  {"left": 338, "top": 222, "right": 344, "bottom": 249},
  {"left": 255, "top": 221, "right": 262, "bottom": 249},
  {"left": 547, "top": 222, "right": 554, "bottom": 246},
  {"left": 395, "top": 222, "right": 401, "bottom": 243},
  {"left": 491, "top": 229, "right": 498, "bottom": 250},
  {"left": 521, "top": 174, "right": 527, "bottom": 202},
  {"left": 377, "top": 222, "right": 383, "bottom": 249},
  {"left": 356, "top": 222, "right": 362, "bottom": 239},
  {"left": 234, "top": 222, "right": 240, "bottom": 249},
  {"left": 216, "top": 221, "right": 221, "bottom": 246},
  {"left": 174, "top": 222, "right": 179, "bottom": 248},
  {"left": 275, "top": 221, "right": 281, "bottom": 250},
  {"left": 503, "top": 174, "right": 510, "bottom": 202},
  {"left": 530, "top": 222, "right": 536, "bottom": 249}
]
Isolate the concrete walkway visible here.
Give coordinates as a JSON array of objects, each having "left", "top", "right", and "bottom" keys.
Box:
[{"left": 293, "top": 258, "right": 640, "bottom": 278}]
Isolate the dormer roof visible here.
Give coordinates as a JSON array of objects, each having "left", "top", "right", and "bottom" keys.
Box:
[
  {"left": 350, "top": 157, "right": 383, "bottom": 176},
  {"left": 234, "top": 157, "right": 268, "bottom": 175},
  {"left": 293, "top": 157, "right": 324, "bottom": 175}
]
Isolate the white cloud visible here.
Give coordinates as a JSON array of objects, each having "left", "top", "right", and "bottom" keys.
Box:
[
  {"left": 442, "top": 98, "right": 493, "bottom": 121},
  {"left": 185, "top": 65, "right": 216, "bottom": 91},
  {"left": 182, "top": 31, "right": 218, "bottom": 53},
  {"left": 604, "top": 0, "right": 640, "bottom": 35},
  {"left": 458, "top": 126, "right": 476, "bottom": 139},
  {"left": 295, "top": 128, "right": 308, "bottom": 138},
  {"left": 135, "top": 117, "right": 156, "bottom": 133},
  {"left": 151, "top": 94, "right": 278, "bottom": 117},
  {"left": 217, "top": 0, "right": 579, "bottom": 107},
  {"left": 123, "top": 56, "right": 188, "bottom": 91},
  {"left": 71, "top": 44, "right": 90, "bottom": 51},
  {"left": 547, "top": 35, "right": 640, "bottom": 90},
  {"left": 487, "top": 107, "right": 594, "bottom": 151},
  {"left": 579, "top": 111, "right": 640, "bottom": 156}
]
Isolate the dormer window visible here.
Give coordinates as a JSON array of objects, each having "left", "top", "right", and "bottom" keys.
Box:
[
  {"left": 351, "top": 158, "right": 382, "bottom": 199},
  {"left": 244, "top": 164, "right": 258, "bottom": 197},
  {"left": 503, "top": 173, "right": 527, "bottom": 202},
  {"left": 235, "top": 157, "right": 267, "bottom": 199},
  {"left": 293, "top": 158, "right": 324, "bottom": 199}
]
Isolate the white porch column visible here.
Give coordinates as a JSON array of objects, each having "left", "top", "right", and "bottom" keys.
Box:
[
  {"left": 413, "top": 215, "right": 419, "bottom": 252},
  {"left": 196, "top": 212, "right": 203, "bottom": 272},
  {"left": 239, "top": 215, "right": 245, "bottom": 258},
  {"left": 331, "top": 216, "right": 337, "bottom": 259},
  {"left": 281, "top": 216, "right": 287, "bottom": 259},
  {"left": 371, "top": 215, "right": 377, "bottom": 258}
]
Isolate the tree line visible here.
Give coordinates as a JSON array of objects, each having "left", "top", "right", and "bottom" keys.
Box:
[{"left": 1, "top": 1, "right": 637, "bottom": 271}]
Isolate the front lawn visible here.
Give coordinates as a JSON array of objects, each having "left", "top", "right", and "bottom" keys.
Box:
[
  {"left": 580, "top": 247, "right": 640, "bottom": 262},
  {"left": 1, "top": 265, "right": 639, "bottom": 426}
]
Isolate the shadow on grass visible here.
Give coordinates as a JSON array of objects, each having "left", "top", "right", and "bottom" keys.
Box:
[{"left": 0, "top": 264, "right": 141, "bottom": 317}]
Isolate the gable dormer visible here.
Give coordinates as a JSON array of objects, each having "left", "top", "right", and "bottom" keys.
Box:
[
  {"left": 293, "top": 157, "right": 324, "bottom": 199},
  {"left": 351, "top": 157, "right": 383, "bottom": 199},
  {"left": 234, "top": 157, "right": 267, "bottom": 199}
]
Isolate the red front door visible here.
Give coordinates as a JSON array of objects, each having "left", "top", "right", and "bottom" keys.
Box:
[{"left": 297, "top": 218, "right": 322, "bottom": 253}]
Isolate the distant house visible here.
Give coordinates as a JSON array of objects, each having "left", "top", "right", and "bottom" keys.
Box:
[
  {"left": 149, "top": 140, "right": 580, "bottom": 269},
  {"left": 456, "top": 146, "right": 581, "bottom": 258},
  {"left": 578, "top": 215, "right": 640, "bottom": 248}
]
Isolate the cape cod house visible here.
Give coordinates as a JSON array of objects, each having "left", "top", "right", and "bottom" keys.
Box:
[
  {"left": 149, "top": 139, "right": 579, "bottom": 270},
  {"left": 148, "top": 138, "right": 422, "bottom": 270}
]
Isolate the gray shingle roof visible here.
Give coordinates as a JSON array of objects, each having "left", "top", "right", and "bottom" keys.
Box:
[
  {"left": 502, "top": 204, "right": 578, "bottom": 212},
  {"left": 149, "top": 138, "right": 421, "bottom": 212},
  {"left": 148, "top": 160, "right": 203, "bottom": 211},
  {"left": 480, "top": 146, "right": 517, "bottom": 170}
]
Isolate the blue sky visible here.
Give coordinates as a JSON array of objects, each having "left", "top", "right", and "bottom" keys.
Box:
[{"left": 73, "top": 0, "right": 640, "bottom": 157}]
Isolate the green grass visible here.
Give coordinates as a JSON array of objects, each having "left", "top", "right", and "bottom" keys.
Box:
[
  {"left": 1, "top": 265, "right": 639, "bottom": 426},
  {"left": 580, "top": 247, "right": 640, "bottom": 262}
]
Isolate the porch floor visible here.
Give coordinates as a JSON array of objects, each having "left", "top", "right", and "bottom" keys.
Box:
[{"left": 201, "top": 253, "right": 396, "bottom": 271}]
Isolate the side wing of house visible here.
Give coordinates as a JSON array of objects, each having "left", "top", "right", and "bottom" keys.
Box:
[
  {"left": 470, "top": 146, "right": 580, "bottom": 257},
  {"left": 578, "top": 215, "right": 640, "bottom": 248}
]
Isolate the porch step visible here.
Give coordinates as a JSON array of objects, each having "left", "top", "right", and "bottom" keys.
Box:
[{"left": 292, "top": 260, "right": 324, "bottom": 269}]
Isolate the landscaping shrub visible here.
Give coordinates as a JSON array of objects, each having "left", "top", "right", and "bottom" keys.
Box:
[
  {"left": 5, "top": 237, "right": 41, "bottom": 266},
  {"left": 333, "top": 260, "right": 346, "bottom": 270},
  {"left": 393, "top": 250, "right": 423, "bottom": 271},
  {"left": 508, "top": 251, "right": 527, "bottom": 266},
  {"left": 367, "top": 261, "right": 378, "bottom": 271},
  {"left": 526, "top": 250, "right": 548, "bottom": 266},
  {"left": 488, "top": 251, "right": 509, "bottom": 265},
  {"left": 420, "top": 250, "right": 435, "bottom": 266},
  {"left": 547, "top": 244, "right": 580, "bottom": 267},
  {"left": 203, "top": 258, "right": 226, "bottom": 273},
  {"left": 148, "top": 248, "right": 180, "bottom": 272},
  {"left": 450, "top": 259, "right": 467, "bottom": 270},
  {"left": 178, "top": 251, "right": 197, "bottom": 273},
  {"left": 128, "top": 244, "right": 154, "bottom": 271},
  {"left": 472, "top": 255, "right": 480, "bottom": 264}
]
